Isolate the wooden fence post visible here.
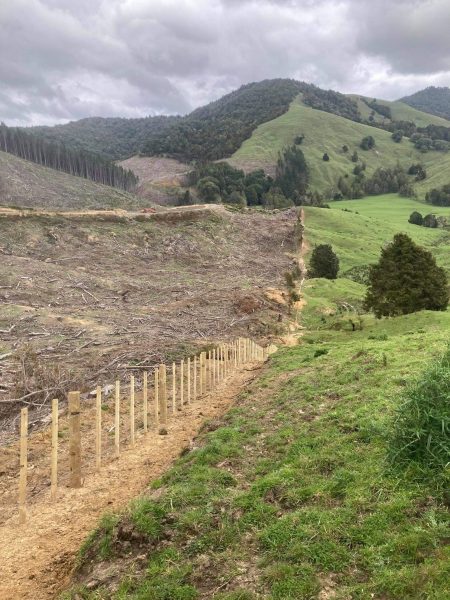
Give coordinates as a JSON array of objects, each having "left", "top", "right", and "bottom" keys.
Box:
[
  {"left": 143, "top": 371, "right": 148, "bottom": 433},
  {"left": 160, "top": 364, "right": 167, "bottom": 426},
  {"left": 212, "top": 348, "right": 216, "bottom": 386},
  {"left": 69, "top": 391, "right": 82, "bottom": 488},
  {"left": 180, "top": 359, "right": 184, "bottom": 407},
  {"left": 154, "top": 368, "right": 159, "bottom": 428},
  {"left": 172, "top": 362, "right": 176, "bottom": 414},
  {"left": 50, "top": 398, "right": 58, "bottom": 500},
  {"left": 18, "top": 407, "right": 28, "bottom": 524},
  {"left": 115, "top": 380, "right": 120, "bottom": 458},
  {"left": 199, "top": 353, "right": 203, "bottom": 395},
  {"left": 193, "top": 355, "right": 197, "bottom": 401},
  {"left": 130, "top": 375, "right": 135, "bottom": 447},
  {"left": 95, "top": 386, "right": 102, "bottom": 471},
  {"left": 187, "top": 357, "right": 191, "bottom": 404}
]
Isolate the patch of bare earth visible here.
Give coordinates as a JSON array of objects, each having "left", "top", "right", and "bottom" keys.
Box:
[
  {"left": 118, "top": 155, "right": 190, "bottom": 205},
  {"left": 0, "top": 363, "right": 262, "bottom": 600}
]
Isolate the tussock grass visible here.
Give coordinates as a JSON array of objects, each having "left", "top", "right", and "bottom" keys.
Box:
[{"left": 389, "top": 346, "right": 450, "bottom": 490}]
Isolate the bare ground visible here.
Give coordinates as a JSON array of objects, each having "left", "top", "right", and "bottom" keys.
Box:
[
  {"left": 117, "top": 155, "right": 190, "bottom": 205},
  {"left": 0, "top": 205, "right": 297, "bottom": 440},
  {"left": 0, "top": 360, "right": 263, "bottom": 600}
]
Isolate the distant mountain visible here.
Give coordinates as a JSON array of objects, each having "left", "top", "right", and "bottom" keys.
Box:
[
  {"left": 400, "top": 87, "right": 450, "bottom": 121},
  {"left": 26, "top": 115, "right": 180, "bottom": 161}
]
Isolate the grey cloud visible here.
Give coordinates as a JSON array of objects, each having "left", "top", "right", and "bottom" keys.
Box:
[{"left": 1, "top": 0, "right": 450, "bottom": 126}]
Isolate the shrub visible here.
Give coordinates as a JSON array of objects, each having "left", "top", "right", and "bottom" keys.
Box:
[
  {"left": 309, "top": 244, "right": 339, "bottom": 279},
  {"left": 351, "top": 151, "right": 359, "bottom": 162},
  {"left": 322, "top": 152, "right": 330, "bottom": 161},
  {"left": 423, "top": 213, "right": 438, "bottom": 228},
  {"left": 342, "top": 145, "right": 349, "bottom": 153},
  {"left": 408, "top": 211, "right": 423, "bottom": 226},
  {"left": 360, "top": 135, "right": 375, "bottom": 150},
  {"left": 391, "top": 130, "right": 403, "bottom": 143},
  {"left": 388, "top": 347, "right": 450, "bottom": 489}
]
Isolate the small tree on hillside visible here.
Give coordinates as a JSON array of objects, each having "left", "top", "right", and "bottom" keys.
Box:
[
  {"left": 309, "top": 244, "right": 339, "bottom": 279},
  {"left": 360, "top": 135, "right": 375, "bottom": 150},
  {"left": 423, "top": 213, "right": 438, "bottom": 228},
  {"left": 322, "top": 152, "right": 330, "bottom": 161},
  {"left": 408, "top": 211, "right": 423, "bottom": 225},
  {"left": 364, "top": 234, "right": 449, "bottom": 317}
]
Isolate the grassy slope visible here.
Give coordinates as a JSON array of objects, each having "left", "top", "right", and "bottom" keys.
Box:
[
  {"left": 229, "top": 97, "right": 450, "bottom": 198},
  {"left": 348, "top": 94, "right": 450, "bottom": 128},
  {"left": 66, "top": 199, "right": 449, "bottom": 599},
  {"left": 0, "top": 151, "right": 147, "bottom": 211}
]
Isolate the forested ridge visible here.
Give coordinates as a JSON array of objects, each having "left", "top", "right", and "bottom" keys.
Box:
[
  {"left": 0, "top": 123, "right": 138, "bottom": 192},
  {"left": 17, "top": 79, "right": 362, "bottom": 165},
  {"left": 400, "top": 86, "right": 450, "bottom": 121},
  {"left": 28, "top": 115, "right": 180, "bottom": 161},
  {"left": 141, "top": 80, "right": 361, "bottom": 161}
]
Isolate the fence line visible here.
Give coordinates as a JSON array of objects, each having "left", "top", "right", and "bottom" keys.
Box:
[{"left": 14, "top": 337, "right": 268, "bottom": 524}]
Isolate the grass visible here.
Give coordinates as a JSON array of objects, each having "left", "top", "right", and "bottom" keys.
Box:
[
  {"left": 229, "top": 96, "right": 450, "bottom": 197},
  {"left": 65, "top": 310, "right": 450, "bottom": 599},
  {"left": 64, "top": 195, "right": 450, "bottom": 599},
  {"left": 305, "top": 196, "right": 450, "bottom": 275},
  {"left": 348, "top": 94, "right": 450, "bottom": 128}
]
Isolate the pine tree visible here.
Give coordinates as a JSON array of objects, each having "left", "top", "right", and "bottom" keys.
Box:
[{"left": 364, "top": 234, "right": 448, "bottom": 317}]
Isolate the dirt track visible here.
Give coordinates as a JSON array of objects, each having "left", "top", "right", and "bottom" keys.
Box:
[{"left": 0, "top": 362, "right": 262, "bottom": 600}]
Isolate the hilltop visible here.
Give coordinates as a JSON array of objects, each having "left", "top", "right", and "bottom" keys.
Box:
[{"left": 401, "top": 86, "right": 450, "bottom": 121}]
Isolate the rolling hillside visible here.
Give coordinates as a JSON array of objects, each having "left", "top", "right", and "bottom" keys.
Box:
[
  {"left": 349, "top": 94, "right": 450, "bottom": 128},
  {"left": 60, "top": 195, "right": 450, "bottom": 600},
  {"left": 0, "top": 151, "right": 148, "bottom": 211},
  {"left": 228, "top": 95, "right": 450, "bottom": 198}
]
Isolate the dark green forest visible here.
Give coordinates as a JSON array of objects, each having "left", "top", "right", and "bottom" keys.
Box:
[
  {"left": 28, "top": 115, "right": 179, "bottom": 161},
  {"left": 401, "top": 86, "right": 450, "bottom": 121}
]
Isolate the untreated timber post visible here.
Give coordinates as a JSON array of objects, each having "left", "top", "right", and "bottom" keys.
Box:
[
  {"left": 154, "top": 368, "right": 159, "bottom": 428},
  {"left": 50, "top": 398, "right": 58, "bottom": 500},
  {"left": 95, "top": 386, "right": 102, "bottom": 471},
  {"left": 18, "top": 407, "right": 28, "bottom": 524},
  {"left": 160, "top": 364, "right": 167, "bottom": 426},
  {"left": 199, "top": 353, "right": 204, "bottom": 395},
  {"left": 172, "top": 362, "right": 176, "bottom": 414},
  {"left": 130, "top": 375, "right": 135, "bottom": 447},
  {"left": 115, "top": 380, "right": 120, "bottom": 458},
  {"left": 187, "top": 357, "right": 191, "bottom": 404},
  {"left": 193, "top": 356, "right": 197, "bottom": 401},
  {"left": 143, "top": 371, "right": 148, "bottom": 433},
  {"left": 180, "top": 359, "right": 184, "bottom": 407},
  {"left": 212, "top": 348, "right": 216, "bottom": 386},
  {"left": 68, "top": 391, "right": 82, "bottom": 488}
]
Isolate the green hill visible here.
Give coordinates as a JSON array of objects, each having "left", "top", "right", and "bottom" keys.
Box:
[
  {"left": 229, "top": 95, "right": 450, "bottom": 198},
  {"left": 400, "top": 86, "right": 450, "bottom": 121},
  {"left": 349, "top": 94, "right": 450, "bottom": 128},
  {"left": 64, "top": 194, "right": 450, "bottom": 599}
]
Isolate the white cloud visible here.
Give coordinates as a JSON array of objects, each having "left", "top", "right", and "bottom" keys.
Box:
[{"left": 1, "top": 0, "right": 450, "bottom": 125}]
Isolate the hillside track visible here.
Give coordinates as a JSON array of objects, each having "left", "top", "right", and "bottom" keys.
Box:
[{"left": 0, "top": 363, "right": 263, "bottom": 600}]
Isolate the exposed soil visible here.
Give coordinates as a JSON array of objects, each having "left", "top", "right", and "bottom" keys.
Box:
[
  {"left": 0, "top": 361, "right": 262, "bottom": 600},
  {"left": 0, "top": 206, "right": 296, "bottom": 440},
  {"left": 118, "top": 155, "right": 190, "bottom": 205}
]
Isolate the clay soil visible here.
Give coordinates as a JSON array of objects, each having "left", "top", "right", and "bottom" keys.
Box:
[{"left": 0, "top": 361, "right": 262, "bottom": 600}]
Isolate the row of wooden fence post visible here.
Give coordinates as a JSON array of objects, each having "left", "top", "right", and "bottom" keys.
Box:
[{"left": 16, "top": 337, "right": 267, "bottom": 524}]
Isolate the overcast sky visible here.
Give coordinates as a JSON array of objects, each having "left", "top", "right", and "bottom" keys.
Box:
[{"left": 2, "top": 0, "right": 450, "bottom": 126}]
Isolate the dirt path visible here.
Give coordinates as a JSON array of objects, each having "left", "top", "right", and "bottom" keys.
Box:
[{"left": 0, "top": 364, "right": 262, "bottom": 600}]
